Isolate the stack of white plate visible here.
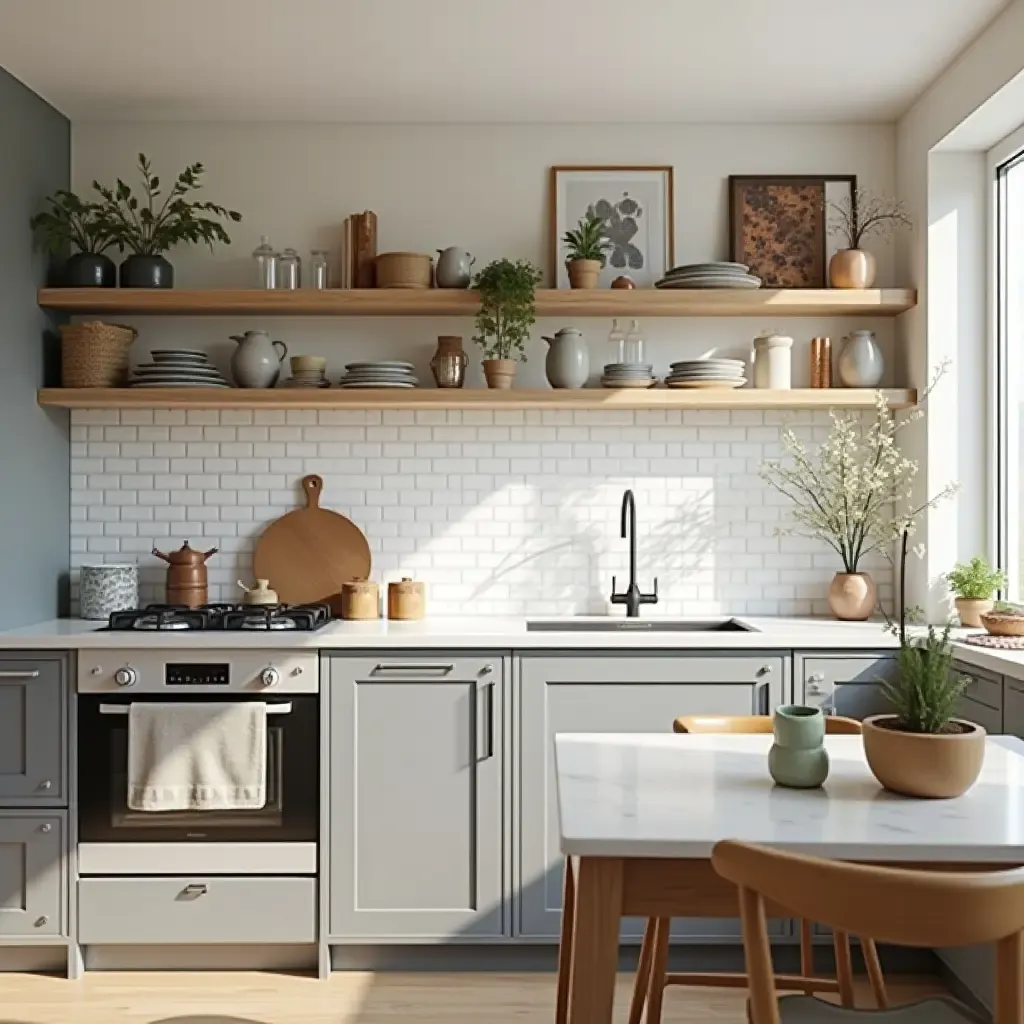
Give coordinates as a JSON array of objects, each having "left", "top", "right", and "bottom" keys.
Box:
[
  {"left": 655, "top": 263, "right": 762, "bottom": 290},
  {"left": 338, "top": 361, "right": 420, "bottom": 389},
  {"left": 665, "top": 358, "right": 747, "bottom": 389},
  {"left": 601, "top": 363, "right": 656, "bottom": 389},
  {"left": 279, "top": 370, "right": 329, "bottom": 389},
  {"left": 129, "top": 349, "right": 230, "bottom": 389}
]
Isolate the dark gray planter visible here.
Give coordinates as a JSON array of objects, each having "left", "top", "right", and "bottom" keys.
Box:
[
  {"left": 65, "top": 252, "right": 116, "bottom": 288},
  {"left": 119, "top": 254, "right": 174, "bottom": 288}
]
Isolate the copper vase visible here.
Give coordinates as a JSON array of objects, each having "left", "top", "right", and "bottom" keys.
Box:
[
  {"left": 431, "top": 336, "right": 467, "bottom": 388},
  {"left": 829, "top": 249, "right": 877, "bottom": 289}
]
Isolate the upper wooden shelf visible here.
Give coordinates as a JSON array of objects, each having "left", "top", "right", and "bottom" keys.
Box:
[
  {"left": 37, "top": 287, "right": 917, "bottom": 318},
  {"left": 38, "top": 387, "right": 917, "bottom": 411}
]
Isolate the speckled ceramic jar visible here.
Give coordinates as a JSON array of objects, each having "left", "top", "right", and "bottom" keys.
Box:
[{"left": 79, "top": 564, "right": 139, "bottom": 620}]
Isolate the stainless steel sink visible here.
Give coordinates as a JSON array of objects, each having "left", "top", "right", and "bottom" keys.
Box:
[{"left": 525, "top": 618, "right": 757, "bottom": 633}]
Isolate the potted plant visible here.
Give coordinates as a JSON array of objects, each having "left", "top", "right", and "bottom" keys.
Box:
[
  {"left": 562, "top": 213, "right": 611, "bottom": 289},
  {"left": 92, "top": 154, "right": 241, "bottom": 288},
  {"left": 980, "top": 601, "right": 1024, "bottom": 637},
  {"left": 825, "top": 189, "right": 911, "bottom": 289},
  {"left": 862, "top": 529, "right": 985, "bottom": 799},
  {"left": 946, "top": 557, "right": 1007, "bottom": 627},
  {"left": 30, "top": 190, "right": 118, "bottom": 287},
  {"left": 472, "top": 258, "right": 542, "bottom": 389}
]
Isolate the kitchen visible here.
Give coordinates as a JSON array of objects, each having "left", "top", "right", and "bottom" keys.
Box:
[{"left": 2, "top": 2, "right": 1024, "bottom": 1023}]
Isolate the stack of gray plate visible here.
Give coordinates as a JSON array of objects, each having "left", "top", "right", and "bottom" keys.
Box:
[
  {"left": 666, "top": 358, "right": 747, "bottom": 389},
  {"left": 338, "top": 361, "right": 419, "bottom": 389},
  {"left": 655, "top": 263, "right": 762, "bottom": 290},
  {"left": 601, "top": 363, "right": 656, "bottom": 389},
  {"left": 129, "top": 349, "right": 230, "bottom": 389}
]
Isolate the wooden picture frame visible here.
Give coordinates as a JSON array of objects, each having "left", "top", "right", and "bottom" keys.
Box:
[
  {"left": 550, "top": 165, "right": 675, "bottom": 288},
  {"left": 728, "top": 174, "right": 857, "bottom": 288}
]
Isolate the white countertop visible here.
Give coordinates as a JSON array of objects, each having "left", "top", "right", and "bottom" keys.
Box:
[
  {"left": 554, "top": 732, "right": 1024, "bottom": 861},
  {"left": 0, "top": 615, "right": 901, "bottom": 651}
]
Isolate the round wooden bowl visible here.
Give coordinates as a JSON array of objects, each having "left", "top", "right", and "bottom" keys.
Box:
[
  {"left": 375, "top": 252, "right": 433, "bottom": 289},
  {"left": 981, "top": 612, "right": 1024, "bottom": 636}
]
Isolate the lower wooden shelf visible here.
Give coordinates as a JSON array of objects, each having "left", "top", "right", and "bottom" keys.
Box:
[{"left": 37, "top": 387, "right": 916, "bottom": 411}]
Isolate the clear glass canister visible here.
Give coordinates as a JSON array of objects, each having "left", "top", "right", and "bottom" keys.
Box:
[
  {"left": 278, "top": 248, "right": 301, "bottom": 290},
  {"left": 308, "top": 249, "right": 329, "bottom": 290},
  {"left": 607, "top": 318, "right": 626, "bottom": 363},
  {"left": 252, "top": 236, "right": 278, "bottom": 289},
  {"left": 624, "top": 319, "right": 645, "bottom": 365}
]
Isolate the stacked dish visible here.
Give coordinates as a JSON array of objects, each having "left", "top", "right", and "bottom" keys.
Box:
[
  {"left": 665, "top": 358, "right": 747, "bottom": 389},
  {"left": 280, "top": 357, "right": 329, "bottom": 389},
  {"left": 129, "top": 349, "right": 230, "bottom": 389},
  {"left": 601, "top": 363, "right": 656, "bottom": 389},
  {"left": 655, "top": 263, "right": 762, "bottom": 290},
  {"left": 338, "top": 361, "right": 420, "bottom": 389}
]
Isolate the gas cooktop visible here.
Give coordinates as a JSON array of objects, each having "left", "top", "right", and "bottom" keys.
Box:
[{"left": 104, "top": 603, "right": 333, "bottom": 632}]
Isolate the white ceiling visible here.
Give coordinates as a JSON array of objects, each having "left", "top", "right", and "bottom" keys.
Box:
[{"left": 0, "top": 0, "right": 1011, "bottom": 123}]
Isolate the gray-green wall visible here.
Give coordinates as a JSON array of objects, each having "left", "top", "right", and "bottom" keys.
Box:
[{"left": 0, "top": 68, "right": 70, "bottom": 626}]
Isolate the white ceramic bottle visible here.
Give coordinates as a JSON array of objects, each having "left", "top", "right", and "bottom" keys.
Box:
[{"left": 752, "top": 333, "right": 793, "bottom": 389}]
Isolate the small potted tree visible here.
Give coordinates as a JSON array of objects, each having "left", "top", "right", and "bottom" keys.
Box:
[
  {"left": 946, "top": 557, "right": 1007, "bottom": 627},
  {"left": 472, "top": 258, "right": 542, "bottom": 389},
  {"left": 30, "top": 190, "right": 118, "bottom": 287},
  {"left": 862, "top": 530, "right": 985, "bottom": 799},
  {"left": 826, "top": 188, "right": 912, "bottom": 289},
  {"left": 562, "top": 213, "right": 611, "bottom": 289},
  {"left": 93, "top": 154, "right": 241, "bottom": 288}
]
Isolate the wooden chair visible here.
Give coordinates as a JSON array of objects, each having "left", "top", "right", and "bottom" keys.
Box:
[
  {"left": 713, "top": 839, "right": 1022, "bottom": 1023},
  {"left": 628, "top": 714, "right": 886, "bottom": 1024}
]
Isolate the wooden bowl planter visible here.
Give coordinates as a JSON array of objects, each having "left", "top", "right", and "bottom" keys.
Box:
[
  {"left": 862, "top": 715, "right": 986, "bottom": 798},
  {"left": 981, "top": 611, "right": 1024, "bottom": 637}
]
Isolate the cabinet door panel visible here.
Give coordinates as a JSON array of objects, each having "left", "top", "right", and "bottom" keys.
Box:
[
  {"left": 0, "top": 813, "right": 64, "bottom": 937},
  {"left": 1005, "top": 680, "right": 1024, "bottom": 738},
  {"left": 800, "top": 655, "right": 897, "bottom": 720}
]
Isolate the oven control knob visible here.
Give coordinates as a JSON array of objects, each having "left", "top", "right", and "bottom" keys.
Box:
[
  {"left": 114, "top": 667, "right": 137, "bottom": 688},
  {"left": 260, "top": 668, "right": 280, "bottom": 689}
]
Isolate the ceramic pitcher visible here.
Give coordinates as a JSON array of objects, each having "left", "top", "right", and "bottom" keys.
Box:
[
  {"left": 435, "top": 247, "right": 475, "bottom": 289},
  {"left": 542, "top": 328, "right": 590, "bottom": 389},
  {"left": 230, "top": 330, "right": 288, "bottom": 388}
]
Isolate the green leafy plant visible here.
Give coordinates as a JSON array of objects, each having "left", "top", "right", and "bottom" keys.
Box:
[
  {"left": 472, "top": 259, "right": 542, "bottom": 362},
  {"left": 562, "top": 213, "right": 612, "bottom": 265},
  {"left": 994, "top": 601, "right": 1024, "bottom": 615},
  {"left": 946, "top": 557, "right": 1007, "bottom": 600},
  {"left": 92, "top": 154, "right": 241, "bottom": 256},
  {"left": 30, "top": 190, "right": 116, "bottom": 254}
]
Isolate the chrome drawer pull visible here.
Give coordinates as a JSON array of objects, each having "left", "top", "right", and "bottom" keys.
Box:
[
  {"left": 99, "top": 702, "right": 292, "bottom": 716},
  {"left": 0, "top": 670, "right": 40, "bottom": 680},
  {"left": 371, "top": 663, "right": 455, "bottom": 675},
  {"left": 181, "top": 884, "right": 208, "bottom": 898}
]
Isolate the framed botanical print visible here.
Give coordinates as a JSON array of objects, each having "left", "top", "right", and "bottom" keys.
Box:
[
  {"left": 550, "top": 166, "right": 675, "bottom": 288},
  {"left": 729, "top": 174, "right": 857, "bottom": 287}
]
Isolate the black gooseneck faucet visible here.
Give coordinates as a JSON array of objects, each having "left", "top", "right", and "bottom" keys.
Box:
[{"left": 610, "top": 489, "right": 658, "bottom": 617}]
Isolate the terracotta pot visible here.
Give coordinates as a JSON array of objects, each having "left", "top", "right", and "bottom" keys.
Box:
[
  {"left": 482, "top": 358, "right": 517, "bottom": 390},
  {"left": 862, "top": 715, "right": 986, "bottom": 799},
  {"left": 827, "top": 572, "right": 877, "bottom": 621},
  {"left": 955, "top": 597, "right": 994, "bottom": 628},
  {"left": 566, "top": 258, "right": 602, "bottom": 289},
  {"left": 829, "top": 248, "right": 877, "bottom": 289}
]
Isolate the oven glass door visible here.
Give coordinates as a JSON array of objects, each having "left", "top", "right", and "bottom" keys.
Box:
[{"left": 78, "top": 695, "right": 318, "bottom": 842}]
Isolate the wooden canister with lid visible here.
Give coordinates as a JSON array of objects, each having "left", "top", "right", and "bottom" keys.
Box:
[
  {"left": 338, "top": 580, "right": 380, "bottom": 620},
  {"left": 387, "top": 578, "right": 426, "bottom": 620}
]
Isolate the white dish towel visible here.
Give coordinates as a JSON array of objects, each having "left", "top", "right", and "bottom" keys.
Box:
[{"left": 127, "top": 702, "right": 268, "bottom": 811}]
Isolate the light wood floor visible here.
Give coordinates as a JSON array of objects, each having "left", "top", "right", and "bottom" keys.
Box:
[{"left": 0, "top": 972, "right": 949, "bottom": 1023}]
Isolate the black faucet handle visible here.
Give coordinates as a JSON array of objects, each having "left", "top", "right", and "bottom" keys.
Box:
[{"left": 640, "top": 577, "right": 659, "bottom": 604}]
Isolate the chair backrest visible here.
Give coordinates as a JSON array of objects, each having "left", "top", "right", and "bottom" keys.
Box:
[
  {"left": 712, "top": 839, "right": 1024, "bottom": 1024},
  {"left": 673, "top": 714, "right": 862, "bottom": 736}
]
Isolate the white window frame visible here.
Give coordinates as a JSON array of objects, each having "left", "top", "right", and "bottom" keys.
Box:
[{"left": 988, "top": 123, "right": 1024, "bottom": 599}]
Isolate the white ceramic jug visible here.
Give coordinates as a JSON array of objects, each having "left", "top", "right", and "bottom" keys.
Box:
[{"left": 230, "top": 330, "right": 288, "bottom": 388}]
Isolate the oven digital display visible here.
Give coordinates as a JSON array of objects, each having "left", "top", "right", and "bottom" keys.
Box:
[{"left": 166, "top": 663, "right": 230, "bottom": 686}]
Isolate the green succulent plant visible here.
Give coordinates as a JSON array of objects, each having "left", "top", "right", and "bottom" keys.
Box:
[
  {"left": 946, "top": 557, "right": 1007, "bottom": 600},
  {"left": 562, "top": 213, "right": 612, "bottom": 265}
]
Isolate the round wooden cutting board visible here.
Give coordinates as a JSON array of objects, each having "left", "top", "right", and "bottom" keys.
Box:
[{"left": 253, "top": 475, "right": 371, "bottom": 605}]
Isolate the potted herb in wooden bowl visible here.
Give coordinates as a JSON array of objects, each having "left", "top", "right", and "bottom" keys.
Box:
[
  {"left": 981, "top": 601, "right": 1024, "bottom": 637},
  {"left": 562, "top": 213, "right": 611, "bottom": 289},
  {"left": 473, "top": 258, "right": 542, "bottom": 389},
  {"left": 946, "top": 557, "right": 1007, "bottom": 628},
  {"left": 93, "top": 154, "right": 241, "bottom": 288},
  {"left": 30, "top": 190, "right": 118, "bottom": 287},
  {"left": 862, "top": 529, "right": 985, "bottom": 799}
]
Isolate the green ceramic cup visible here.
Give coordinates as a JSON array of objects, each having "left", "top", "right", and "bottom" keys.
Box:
[{"left": 769, "top": 704, "right": 829, "bottom": 788}]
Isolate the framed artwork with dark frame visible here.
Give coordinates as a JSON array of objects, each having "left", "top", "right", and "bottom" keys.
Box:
[
  {"left": 728, "top": 174, "right": 857, "bottom": 287},
  {"left": 550, "top": 165, "right": 675, "bottom": 288}
]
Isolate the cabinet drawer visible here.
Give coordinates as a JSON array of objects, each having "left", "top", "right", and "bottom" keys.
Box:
[
  {"left": 330, "top": 653, "right": 500, "bottom": 684},
  {"left": 958, "top": 696, "right": 1002, "bottom": 734},
  {"left": 78, "top": 877, "right": 316, "bottom": 944},
  {"left": 956, "top": 664, "right": 1002, "bottom": 711},
  {"left": 525, "top": 653, "right": 784, "bottom": 686}
]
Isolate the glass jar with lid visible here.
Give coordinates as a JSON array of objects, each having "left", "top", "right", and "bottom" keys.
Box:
[
  {"left": 624, "top": 319, "right": 646, "bottom": 365},
  {"left": 252, "top": 236, "right": 278, "bottom": 289},
  {"left": 278, "top": 248, "right": 301, "bottom": 290},
  {"left": 308, "top": 249, "right": 329, "bottom": 290}
]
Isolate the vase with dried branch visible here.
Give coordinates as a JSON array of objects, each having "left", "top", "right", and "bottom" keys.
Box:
[{"left": 825, "top": 189, "right": 912, "bottom": 289}]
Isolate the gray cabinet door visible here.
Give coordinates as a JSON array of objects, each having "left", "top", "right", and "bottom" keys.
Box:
[
  {"left": 1004, "top": 679, "right": 1024, "bottom": 738},
  {"left": 517, "top": 652, "right": 786, "bottom": 942},
  {"left": 798, "top": 654, "right": 898, "bottom": 720},
  {"left": 0, "top": 812, "right": 64, "bottom": 937},
  {"left": 953, "top": 661, "right": 1003, "bottom": 733},
  {"left": 0, "top": 655, "right": 66, "bottom": 804},
  {"left": 327, "top": 654, "right": 506, "bottom": 941}
]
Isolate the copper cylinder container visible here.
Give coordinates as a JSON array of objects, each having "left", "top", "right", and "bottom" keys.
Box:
[
  {"left": 152, "top": 542, "right": 218, "bottom": 608},
  {"left": 810, "top": 337, "right": 833, "bottom": 388}
]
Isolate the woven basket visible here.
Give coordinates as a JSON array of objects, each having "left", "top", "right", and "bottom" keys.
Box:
[{"left": 61, "top": 321, "right": 137, "bottom": 388}]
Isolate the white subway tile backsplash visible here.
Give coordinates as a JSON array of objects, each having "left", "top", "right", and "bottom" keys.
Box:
[{"left": 67, "top": 408, "right": 893, "bottom": 616}]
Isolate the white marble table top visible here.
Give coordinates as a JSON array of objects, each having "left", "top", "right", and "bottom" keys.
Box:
[{"left": 555, "top": 733, "right": 1024, "bottom": 862}]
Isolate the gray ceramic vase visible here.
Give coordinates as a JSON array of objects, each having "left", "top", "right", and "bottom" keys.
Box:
[
  {"left": 542, "top": 328, "right": 590, "bottom": 389},
  {"left": 838, "top": 329, "right": 884, "bottom": 387},
  {"left": 768, "top": 705, "right": 829, "bottom": 788}
]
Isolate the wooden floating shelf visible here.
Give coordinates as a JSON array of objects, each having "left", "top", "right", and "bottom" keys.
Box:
[
  {"left": 37, "top": 287, "right": 917, "bottom": 318},
  {"left": 38, "top": 388, "right": 917, "bottom": 411}
]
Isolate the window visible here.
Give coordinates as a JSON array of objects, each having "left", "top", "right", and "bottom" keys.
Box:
[{"left": 995, "top": 132, "right": 1024, "bottom": 600}]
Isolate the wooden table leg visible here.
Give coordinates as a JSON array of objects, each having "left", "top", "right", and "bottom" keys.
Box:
[
  {"left": 555, "top": 856, "right": 576, "bottom": 1024},
  {"left": 566, "top": 856, "right": 624, "bottom": 1024}
]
